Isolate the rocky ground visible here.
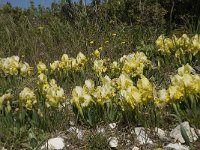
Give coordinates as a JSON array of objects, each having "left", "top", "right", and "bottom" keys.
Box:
[{"left": 9, "top": 121, "right": 197, "bottom": 150}]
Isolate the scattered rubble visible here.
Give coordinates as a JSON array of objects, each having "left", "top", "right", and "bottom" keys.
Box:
[{"left": 67, "top": 127, "right": 83, "bottom": 139}]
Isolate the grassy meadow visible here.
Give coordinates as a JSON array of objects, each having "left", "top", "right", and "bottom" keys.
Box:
[{"left": 0, "top": 1, "right": 200, "bottom": 149}]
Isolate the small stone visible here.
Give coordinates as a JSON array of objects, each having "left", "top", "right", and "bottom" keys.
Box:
[
  {"left": 109, "top": 123, "right": 117, "bottom": 129},
  {"left": 131, "top": 130, "right": 134, "bottom": 134},
  {"left": 170, "top": 121, "right": 198, "bottom": 143},
  {"left": 164, "top": 143, "right": 189, "bottom": 150},
  {"left": 77, "top": 130, "right": 83, "bottom": 139},
  {"left": 97, "top": 127, "right": 105, "bottom": 133},
  {"left": 198, "top": 129, "right": 200, "bottom": 135},
  {"left": 131, "top": 146, "right": 140, "bottom": 150},
  {"left": 126, "top": 139, "right": 131, "bottom": 146},
  {"left": 109, "top": 137, "right": 118, "bottom": 148},
  {"left": 41, "top": 137, "right": 65, "bottom": 150},
  {"left": 68, "top": 127, "right": 79, "bottom": 133},
  {"left": 194, "top": 129, "right": 200, "bottom": 136},
  {"left": 134, "top": 127, "right": 153, "bottom": 145},
  {"left": 155, "top": 127, "right": 167, "bottom": 140},
  {"left": 69, "top": 121, "right": 75, "bottom": 126},
  {"left": 68, "top": 127, "right": 83, "bottom": 139}
]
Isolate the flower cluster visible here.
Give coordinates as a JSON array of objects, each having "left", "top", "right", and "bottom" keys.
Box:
[
  {"left": 37, "top": 61, "right": 48, "bottom": 74},
  {"left": 92, "top": 52, "right": 150, "bottom": 78},
  {"left": 37, "top": 73, "right": 66, "bottom": 108},
  {"left": 72, "top": 49, "right": 153, "bottom": 113},
  {"left": 1, "top": 34, "right": 199, "bottom": 128},
  {"left": 0, "top": 56, "right": 32, "bottom": 76},
  {"left": 19, "top": 87, "right": 37, "bottom": 110},
  {"left": 0, "top": 92, "right": 13, "bottom": 110},
  {"left": 92, "top": 47, "right": 103, "bottom": 58},
  {"left": 71, "top": 76, "right": 116, "bottom": 115},
  {"left": 115, "top": 73, "right": 153, "bottom": 110},
  {"left": 50, "top": 52, "right": 87, "bottom": 73},
  {"left": 155, "top": 64, "right": 200, "bottom": 107},
  {"left": 44, "top": 79, "right": 66, "bottom": 108},
  {"left": 71, "top": 73, "right": 154, "bottom": 115},
  {"left": 156, "top": 34, "right": 200, "bottom": 57},
  {"left": 37, "top": 73, "right": 49, "bottom": 92},
  {"left": 93, "top": 76, "right": 116, "bottom": 106},
  {"left": 93, "top": 59, "right": 107, "bottom": 76},
  {"left": 120, "top": 52, "right": 151, "bottom": 77},
  {"left": 110, "top": 61, "right": 120, "bottom": 73}
]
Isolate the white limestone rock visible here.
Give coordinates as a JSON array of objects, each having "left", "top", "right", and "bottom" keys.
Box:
[
  {"left": 67, "top": 127, "right": 79, "bottom": 133},
  {"left": 134, "top": 127, "right": 153, "bottom": 145},
  {"left": 164, "top": 143, "right": 189, "bottom": 150},
  {"left": 197, "top": 129, "right": 200, "bottom": 136},
  {"left": 109, "top": 137, "right": 118, "bottom": 148},
  {"left": 131, "top": 146, "right": 140, "bottom": 150},
  {"left": 77, "top": 130, "right": 84, "bottom": 140},
  {"left": 155, "top": 127, "right": 168, "bottom": 140},
  {"left": 69, "top": 121, "right": 75, "bottom": 126},
  {"left": 109, "top": 123, "right": 117, "bottom": 129},
  {"left": 170, "top": 121, "right": 198, "bottom": 143},
  {"left": 41, "top": 137, "right": 65, "bottom": 150}
]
